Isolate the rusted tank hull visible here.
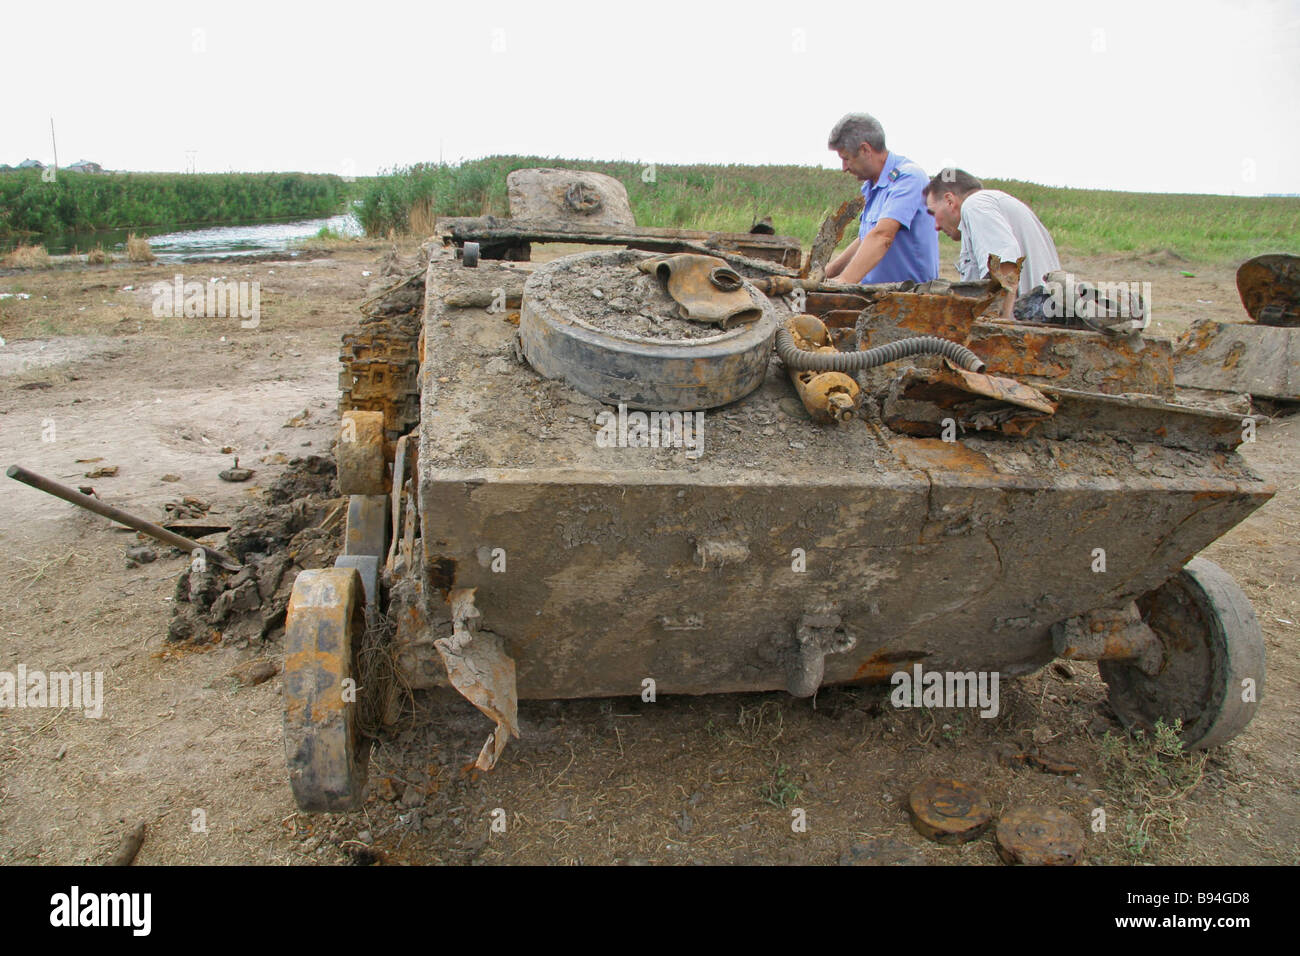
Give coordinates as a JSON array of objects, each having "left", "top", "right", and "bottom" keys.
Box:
[
  {"left": 407, "top": 259, "right": 1272, "bottom": 698},
  {"left": 413, "top": 462, "right": 1268, "bottom": 699}
]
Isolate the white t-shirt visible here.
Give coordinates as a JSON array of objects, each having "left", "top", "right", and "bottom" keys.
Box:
[{"left": 955, "top": 190, "right": 1060, "bottom": 295}]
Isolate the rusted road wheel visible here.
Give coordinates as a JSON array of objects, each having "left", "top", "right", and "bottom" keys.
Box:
[
  {"left": 283, "top": 567, "right": 370, "bottom": 811},
  {"left": 1100, "top": 557, "right": 1265, "bottom": 749}
]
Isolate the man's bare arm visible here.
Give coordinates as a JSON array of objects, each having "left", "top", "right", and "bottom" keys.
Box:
[
  {"left": 824, "top": 238, "right": 860, "bottom": 279},
  {"left": 837, "top": 218, "right": 902, "bottom": 285}
]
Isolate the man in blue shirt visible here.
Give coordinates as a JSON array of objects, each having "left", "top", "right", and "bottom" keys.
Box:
[{"left": 824, "top": 113, "right": 939, "bottom": 285}]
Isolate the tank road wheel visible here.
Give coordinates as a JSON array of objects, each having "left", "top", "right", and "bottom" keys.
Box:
[
  {"left": 1099, "top": 557, "right": 1265, "bottom": 750},
  {"left": 462, "top": 241, "right": 480, "bottom": 268},
  {"left": 338, "top": 410, "right": 387, "bottom": 496},
  {"left": 283, "top": 567, "right": 370, "bottom": 811}
]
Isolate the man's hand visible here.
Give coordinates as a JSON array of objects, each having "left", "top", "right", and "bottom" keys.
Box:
[{"left": 837, "top": 219, "right": 902, "bottom": 285}]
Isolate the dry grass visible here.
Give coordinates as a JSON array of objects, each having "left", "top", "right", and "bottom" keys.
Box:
[
  {"left": 3, "top": 244, "right": 51, "bottom": 269},
  {"left": 125, "top": 233, "right": 155, "bottom": 263},
  {"left": 87, "top": 245, "right": 110, "bottom": 265},
  {"left": 407, "top": 198, "right": 437, "bottom": 239}
]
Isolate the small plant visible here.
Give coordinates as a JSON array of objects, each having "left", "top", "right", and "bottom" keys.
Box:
[
  {"left": 125, "top": 233, "right": 155, "bottom": 263},
  {"left": 759, "top": 764, "right": 802, "bottom": 808},
  {"left": 1099, "top": 718, "right": 1207, "bottom": 861},
  {"left": 87, "top": 245, "right": 109, "bottom": 264},
  {"left": 3, "top": 243, "right": 51, "bottom": 269}
]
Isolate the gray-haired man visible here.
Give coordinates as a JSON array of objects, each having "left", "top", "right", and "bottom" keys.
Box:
[{"left": 825, "top": 113, "right": 939, "bottom": 286}]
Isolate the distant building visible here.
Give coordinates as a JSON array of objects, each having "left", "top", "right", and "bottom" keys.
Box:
[
  {"left": 16, "top": 158, "right": 45, "bottom": 170},
  {"left": 64, "top": 160, "right": 104, "bottom": 174}
]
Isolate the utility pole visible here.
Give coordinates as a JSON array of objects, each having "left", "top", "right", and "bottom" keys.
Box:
[{"left": 49, "top": 117, "right": 58, "bottom": 173}]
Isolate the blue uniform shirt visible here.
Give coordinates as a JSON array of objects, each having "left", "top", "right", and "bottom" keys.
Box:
[{"left": 857, "top": 152, "right": 939, "bottom": 284}]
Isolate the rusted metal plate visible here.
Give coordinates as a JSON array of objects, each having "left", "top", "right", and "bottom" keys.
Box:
[
  {"left": 282, "top": 567, "right": 369, "bottom": 812},
  {"left": 968, "top": 323, "right": 1176, "bottom": 400},
  {"left": 1236, "top": 254, "right": 1300, "bottom": 326},
  {"left": 907, "top": 778, "right": 994, "bottom": 844},
  {"left": 857, "top": 291, "right": 991, "bottom": 350},
  {"left": 995, "top": 806, "right": 1084, "bottom": 865},
  {"left": 882, "top": 363, "right": 1056, "bottom": 438},
  {"left": 1038, "top": 387, "right": 1249, "bottom": 453},
  {"left": 1172, "top": 319, "right": 1300, "bottom": 401},
  {"left": 434, "top": 588, "right": 521, "bottom": 771}
]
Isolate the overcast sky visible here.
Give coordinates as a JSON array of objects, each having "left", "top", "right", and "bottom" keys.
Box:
[{"left": 4, "top": 0, "right": 1297, "bottom": 195}]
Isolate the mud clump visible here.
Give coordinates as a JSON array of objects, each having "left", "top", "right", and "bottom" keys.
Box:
[{"left": 168, "top": 455, "right": 343, "bottom": 646}]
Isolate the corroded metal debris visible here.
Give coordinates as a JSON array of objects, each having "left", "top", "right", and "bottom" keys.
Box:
[
  {"left": 995, "top": 805, "right": 1084, "bottom": 865},
  {"left": 907, "top": 778, "right": 994, "bottom": 845}
]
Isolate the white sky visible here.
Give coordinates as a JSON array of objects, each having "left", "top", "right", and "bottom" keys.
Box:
[{"left": 3, "top": 0, "right": 1298, "bottom": 195}]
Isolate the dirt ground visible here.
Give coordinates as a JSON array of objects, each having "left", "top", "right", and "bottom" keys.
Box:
[{"left": 0, "top": 243, "right": 1295, "bottom": 866}]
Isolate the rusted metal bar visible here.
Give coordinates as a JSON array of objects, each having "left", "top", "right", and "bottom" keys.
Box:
[
  {"left": 6, "top": 464, "right": 242, "bottom": 571},
  {"left": 802, "top": 196, "right": 865, "bottom": 279},
  {"left": 434, "top": 216, "right": 802, "bottom": 266}
]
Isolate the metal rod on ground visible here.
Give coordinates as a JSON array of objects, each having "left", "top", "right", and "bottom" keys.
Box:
[{"left": 6, "top": 464, "right": 243, "bottom": 571}]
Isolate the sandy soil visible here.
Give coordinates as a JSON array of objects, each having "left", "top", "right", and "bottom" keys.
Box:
[{"left": 0, "top": 245, "right": 1295, "bottom": 866}]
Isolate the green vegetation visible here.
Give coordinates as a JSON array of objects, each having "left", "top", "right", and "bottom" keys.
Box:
[
  {"left": 0, "top": 170, "right": 351, "bottom": 238},
  {"left": 357, "top": 155, "right": 1300, "bottom": 264},
  {"left": 1099, "top": 719, "right": 1207, "bottom": 861}
]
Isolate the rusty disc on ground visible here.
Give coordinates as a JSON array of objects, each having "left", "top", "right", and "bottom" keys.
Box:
[
  {"left": 995, "top": 806, "right": 1084, "bottom": 865},
  {"left": 906, "top": 778, "right": 994, "bottom": 845}
]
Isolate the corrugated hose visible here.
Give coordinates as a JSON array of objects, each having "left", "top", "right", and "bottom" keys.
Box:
[{"left": 775, "top": 328, "right": 986, "bottom": 374}]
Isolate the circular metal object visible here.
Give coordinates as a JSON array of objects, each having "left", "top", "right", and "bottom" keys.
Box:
[
  {"left": 283, "top": 567, "right": 370, "bottom": 812},
  {"left": 462, "top": 241, "right": 480, "bottom": 268},
  {"left": 1100, "top": 557, "right": 1265, "bottom": 750},
  {"left": 995, "top": 805, "right": 1084, "bottom": 865},
  {"left": 519, "top": 250, "right": 777, "bottom": 411},
  {"left": 906, "top": 778, "right": 994, "bottom": 845},
  {"left": 1236, "top": 254, "right": 1299, "bottom": 325},
  {"left": 337, "top": 410, "right": 387, "bottom": 496}
]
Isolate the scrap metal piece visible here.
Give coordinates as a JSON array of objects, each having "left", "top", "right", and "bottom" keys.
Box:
[
  {"left": 1172, "top": 318, "right": 1300, "bottom": 401},
  {"left": 6, "top": 464, "right": 242, "bottom": 571},
  {"left": 434, "top": 588, "right": 520, "bottom": 771},
  {"left": 968, "top": 323, "right": 1176, "bottom": 400},
  {"left": 1050, "top": 603, "right": 1163, "bottom": 676},
  {"left": 882, "top": 360, "right": 1056, "bottom": 438},
  {"left": 387, "top": 435, "right": 409, "bottom": 574},
  {"left": 802, "top": 196, "right": 865, "bottom": 280},
  {"left": 995, "top": 806, "right": 1084, "bottom": 865},
  {"left": 1236, "top": 254, "right": 1300, "bottom": 326},
  {"left": 338, "top": 410, "right": 388, "bottom": 496},
  {"left": 907, "top": 778, "right": 994, "bottom": 845}
]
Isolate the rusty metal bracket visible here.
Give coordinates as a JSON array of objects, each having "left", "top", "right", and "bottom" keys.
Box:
[
  {"left": 1050, "top": 603, "right": 1163, "bottom": 676},
  {"left": 434, "top": 588, "right": 521, "bottom": 771},
  {"left": 787, "top": 607, "right": 858, "bottom": 698}
]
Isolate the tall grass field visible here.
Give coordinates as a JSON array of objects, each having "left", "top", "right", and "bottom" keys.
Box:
[
  {"left": 0, "top": 170, "right": 350, "bottom": 238},
  {"left": 356, "top": 156, "right": 1300, "bottom": 264}
]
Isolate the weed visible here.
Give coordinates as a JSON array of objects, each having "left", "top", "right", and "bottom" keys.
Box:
[
  {"left": 1099, "top": 718, "right": 1207, "bottom": 861},
  {"left": 759, "top": 764, "right": 803, "bottom": 808}
]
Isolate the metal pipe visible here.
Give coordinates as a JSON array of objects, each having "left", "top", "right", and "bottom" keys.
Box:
[{"left": 6, "top": 464, "right": 243, "bottom": 571}]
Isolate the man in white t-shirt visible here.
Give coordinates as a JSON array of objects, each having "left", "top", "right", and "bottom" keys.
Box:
[{"left": 923, "top": 169, "right": 1060, "bottom": 317}]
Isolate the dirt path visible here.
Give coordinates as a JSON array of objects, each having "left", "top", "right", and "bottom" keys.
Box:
[{"left": 0, "top": 248, "right": 1295, "bottom": 866}]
